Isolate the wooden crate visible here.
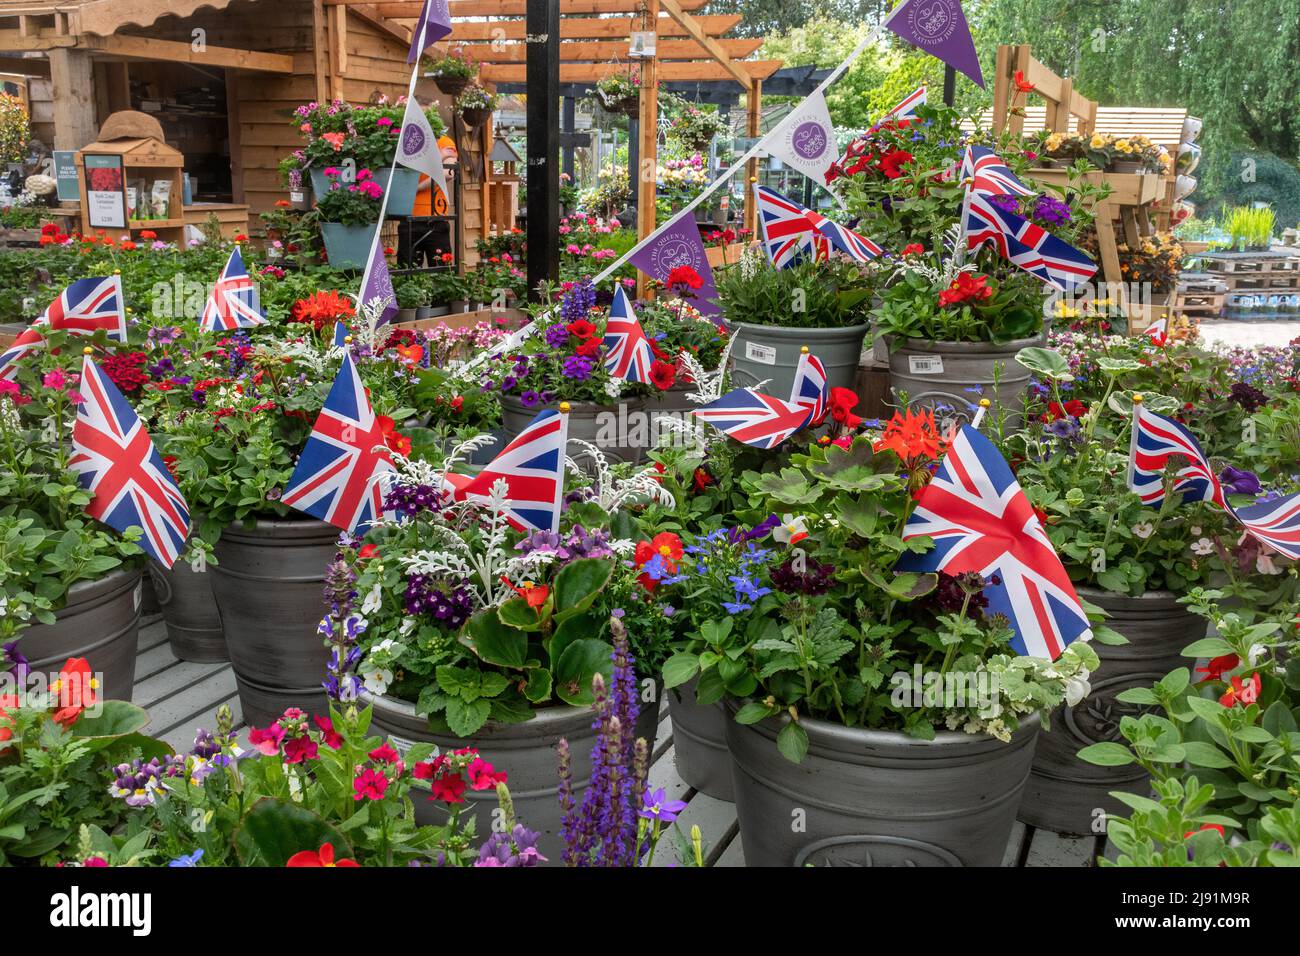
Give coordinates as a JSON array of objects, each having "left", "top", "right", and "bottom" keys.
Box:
[{"left": 1168, "top": 288, "right": 1224, "bottom": 321}]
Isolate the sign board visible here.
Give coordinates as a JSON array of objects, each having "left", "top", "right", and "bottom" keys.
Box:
[
  {"left": 83, "top": 154, "right": 127, "bottom": 229},
  {"left": 53, "top": 150, "right": 79, "bottom": 202}
]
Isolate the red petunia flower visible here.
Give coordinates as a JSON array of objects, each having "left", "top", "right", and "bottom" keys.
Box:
[
  {"left": 829, "top": 387, "right": 864, "bottom": 430},
  {"left": 877, "top": 149, "right": 913, "bottom": 179},
  {"left": 649, "top": 360, "right": 677, "bottom": 391},
  {"left": 566, "top": 319, "right": 597, "bottom": 340}
]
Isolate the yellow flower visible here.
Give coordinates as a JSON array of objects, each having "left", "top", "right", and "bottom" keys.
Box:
[{"left": 1089, "top": 133, "right": 1107, "bottom": 150}]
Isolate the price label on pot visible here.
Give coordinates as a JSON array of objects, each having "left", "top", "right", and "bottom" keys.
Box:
[
  {"left": 908, "top": 355, "right": 945, "bottom": 375},
  {"left": 289, "top": 190, "right": 305, "bottom": 204},
  {"left": 386, "top": 733, "right": 417, "bottom": 756},
  {"left": 744, "top": 341, "right": 777, "bottom": 365},
  {"left": 133, "top": 582, "right": 143, "bottom": 611}
]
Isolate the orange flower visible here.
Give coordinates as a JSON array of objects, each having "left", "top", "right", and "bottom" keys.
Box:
[
  {"left": 291, "top": 290, "right": 356, "bottom": 332},
  {"left": 1014, "top": 70, "right": 1035, "bottom": 93},
  {"left": 0, "top": 693, "right": 19, "bottom": 743},
  {"left": 395, "top": 343, "right": 424, "bottom": 366},
  {"left": 139, "top": 230, "right": 157, "bottom": 240},
  {"left": 634, "top": 532, "right": 683, "bottom": 591},
  {"left": 50, "top": 657, "right": 98, "bottom": 727},
  {"left": 501, "top": 576, "right": 549, "bottom": 610},
  {"left": 275, "top": 199, "right": 292, "bottom": 209},
  {"left": 873, "top": 408, "right": 942, "bottom": 466},
  {"left": 286, "top": 843, "right": 360, "bottom": 867},
  {"left": 321, "top": 132, "right": 346, "bottom": 151}
]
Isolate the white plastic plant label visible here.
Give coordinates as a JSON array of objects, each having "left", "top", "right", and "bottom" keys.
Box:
[
  {"left": 908, "top": 355, "right": 945, "bottom": 375},
  {"left": 745, "top": 341, "right": 777, "bottom": 365},
  {"left": 133, "top": 582, "right": 143, "bottom": 611}
]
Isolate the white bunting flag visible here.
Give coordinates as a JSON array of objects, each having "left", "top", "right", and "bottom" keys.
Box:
[
  {"left": 396, "top": 96, "right": 447, "bottom": 201},
  {"left": 761, "top": 91, "right": 841, "bottom": 200}
]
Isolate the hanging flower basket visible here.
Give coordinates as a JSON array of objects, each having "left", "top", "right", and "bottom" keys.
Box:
[
  {"left": 459, "top": 106, "right": 491, "bottom": 129},
  {"left": 435, "top": 75, "right": 471, "bottom": 99}
]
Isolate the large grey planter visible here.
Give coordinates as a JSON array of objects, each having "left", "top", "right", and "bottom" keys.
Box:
[
  {"left": 1019, "top": 587, "right": 1201, "bottom": 835},
  {"left": 18, "top": 569, "right": 142, "bottom": 703},
  {"left": 667, "top": 677, "right": 733, "bottom": 801},
  {"left": 886, "top": 333, "right": 1044, "bottom": 428},
  {"left": 365, "top": 691, "right": 661, "bottom": 865},
  {"left": 726, "top": 321, "right": 870, "bottom": 400},
  {"left": 500, "top": 394, "right": 649, "bottom": 467},
  {"left": 209, "top": 518, "right": 338, "bottom": 727},
  {"left": 725, "top": 701, "right": 1040, "bottom": 866},
  {"left": 148, "top": 561, "right": 227, "bottom": 664}
]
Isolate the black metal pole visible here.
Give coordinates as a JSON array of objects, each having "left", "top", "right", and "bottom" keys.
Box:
[
  {"left": 561, "top": 96, "right": 576, "bottom": 183},
  {"left": 942, "top": 65, "right": 956, "bottom": 106},
  {"left": 526, "top": 0, "right": 560, "bottom": 300},
  {"left": 627, "top": 117, "right": 639, "bottom": 225}
]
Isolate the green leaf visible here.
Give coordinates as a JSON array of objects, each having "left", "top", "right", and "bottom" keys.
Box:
[
  {"left": 554, "top": 638, "right": 614, "bottom": 706},
  {"left": 497, "top": 597, "right": 544, "bottom": 631},
  {"left": 523, "top": 668, "right": 552, "bottom": 703},
  {"left": 1015, "top": 347, "right": 1073, "bottom": 381},
  {"left": 732, "top": 701, "right": 773, "bottom": 725},
  {"left": 445, "top": 697, "right": 492, "bottom": 737},
  {"left": 662, "top": 652, "right": 700, "bottom": 689},
  {"left": 1077, "top": 741, "right": 1137, "bottom": 766},
  {"left": 1181, "top": 741, "right": 1234, "bottom": 769},
  {"left": 1185, "top": 695, "right": 1228, "bottom": 724},
  {"left": 70, "top": 700, "right": 151, "bottom": 739},
  {"left": 746, "top": 467, "right": 821, "bottom": 505},
  {"left": 234, "top": 798, "right": 350, "bottom": 867},
  {"left": 1182, "top": 636, "right": 1235, "bottom": 658},
  {"left": 551, "top": 557, "right": 614, "bottom": 621},
  {"left": 463, "top": 609, "right": 529, "bottom": 669},
  {"left": 776, "top": 720, "right": 809, "bottom": 764}
]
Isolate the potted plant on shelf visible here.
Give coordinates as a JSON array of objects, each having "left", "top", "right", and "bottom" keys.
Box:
[
  {"left": 714, "top": 252, "right": 876, "bottom": 400},
  {"left": 654, "top": 415, "right": 1099, "bottom": 866},
  {"left": 1224, "top": 205, "right": 1276, "bottom": 252},
  {"left": 0, "top": 357, "right": 146, "bottom": 703},
  {"left": 345, "top": 445, "right": 673, "bottom": 860},
  {"left": 422, "top": 45, "right": 479, "bottom": 99},
  {"left": 315, "top": 168, "right": 383, "bottom": 269},
  {"left": 455, "top": 85, "right": 498, "bottom": 130},
  {"left": 593, "top": 68, "right": 640, "bottom": 117},
  {"left": 393, "top": 273, "right": 433, "bottom": 324}
]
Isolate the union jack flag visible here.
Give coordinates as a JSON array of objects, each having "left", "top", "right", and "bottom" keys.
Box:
[
  {"left": 806, "top": 209, "right": 885, "bottom": 263},
  {"left": 460, "top": 409, "right": 568, "bottom": 533},
  {"left": 966, "top": 191, "right": 1097, "bottom": 291},
  {"left": 789, "top": 350, "right": 828, "bottom": 426},
  {"left": 1, "top": 276, "right": 127, "bottom": 381},
  {"left": 1127, "top": 405, "right": 1227, "bottom": 509},
  {"left": 884, "top": 86, "right": 926, "bottom": 121},
  {"left": 1234, "top": 492, "right": 1300, "bottom": 561},
  {"left": 200, "top": 247, "right": 266, "bottom": 332},
  {"left": 755, "top": 185, "right": 885, "bottom": 268},
  {"left": 602, "top": 286, "right": 655, "bottom": 384},
  {"left": 897, "top": 426, "right": 1091, "bottom": 660},
  {"left": 281, "top": 352, "right": 396, "bottom": 535},
  {"left": 692, "top": 387, "right": 812, "bottom": 450},
  {"left": 68, "top": 355, "right": 190, "bottom": 568},
  {"left": 961, "top": 144, "right": 1035, "bottom": 197},
  {"left": 1144, "top": 316, "right": 1168, "bottom": 344}
]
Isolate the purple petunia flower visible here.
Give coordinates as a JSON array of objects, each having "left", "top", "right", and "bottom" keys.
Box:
[{"left": 1219, "top": 466, "right": 1262, "bottom": 496}]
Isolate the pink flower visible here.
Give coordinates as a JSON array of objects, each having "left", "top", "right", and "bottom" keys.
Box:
[
  {"left": 353, "top": 768, "right": 389, "bottom": 801},
  {"left": 368, "top": 743, "right": 400, "bottom": 764},
  {"left": 248, "top": 722, "right": 285, "bottom": 756},
  {"left": 314, "top": 715, "right": 343, "bottom": 748},
  {"left": 66, "top": 391, "right": 85, "bottom": 404},
  {"left": 43, "top": 369, "right": 67, "bottom": 390},
  {"left": 376, "top": 117, "right": 394, "bottom": 128},
  {"left": 467, "top": 757, "right": 508, "bottom": 791},
  {"left": 283, "top": 735, "right": 319, "bottom": 764}
]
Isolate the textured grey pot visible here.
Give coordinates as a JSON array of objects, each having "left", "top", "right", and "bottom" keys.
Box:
[
  {"left": 726, "top": 321, "right": 870, "bottom": 399},
  {"left": 1019, "top": 587, "right": 1200, "bottom": 835},
  {"left": 667, "top": 677, "right": 734, "bottom": 800},
  {"left": 148, "top": 561, "right": 227, "bottom": 664},
  {"left": 500, "top": 395, "right": 649, "bottom": 467},
  {"left": 209, "top": 518, "right": 338, "bottom": 727},
  {"left": 18, "top": 569, "right": 142, "bottom": 703},
  {"left": 725, "top": 701, "right": 1040, "bottom": 866},
  {"left": 887, "top": 333, "right": 1044, "bottom": 428},
  {"left": 365, "top": 692, "right": 662, "bottom": 865}
]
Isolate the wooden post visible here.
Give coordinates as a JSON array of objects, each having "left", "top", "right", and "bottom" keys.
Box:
[
  {"left": 48, "top": 48, "right": 96, "bottom": 150},
  {"left": 635, "top": 0, "right": 660, "bottom": 297},
  {"left": 742, "top": 77, "right": 760, "bottom": 235},
  {"left": 328, "top": 3, "right": 348, "bottom": 101},
  {"left": 525, "top": 0, "right": 561, "bottom": 299},
  {"left": 481, "top": 114, "right": 493, "bottom": 236},
  {"left": 561, "top": 96, "right": 576, "bottom": 182},
  {"left": 311, "top": 0, "right": 330, "bottom": 104}
]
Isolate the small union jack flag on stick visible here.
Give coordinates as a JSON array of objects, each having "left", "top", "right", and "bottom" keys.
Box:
[
  {"left": 897, "top": 425, "right": 1092, "bottom": 659},
  {"left": 69, "top": 352, "right": 191, "bottom": 568},
  {"left": 1, "top": 275, "right": 127, "bottom": 381},
  {"left": 459, "top": 407, "right": 569, "bottom": 533},
  {"left": 200, "top": 247, "right": 266, "bottom": 332},
  {"left": 789, "top": 348, "right": 828, "bottom": 426},
  {"left": 693, "top": 387, "right": 813, "bottom": 450},
  {"left": 602, "top": 286, "right": 655, "bottom": 384},
  {"left": 281, "top": 352, "right": 396, "bottom": 535}
]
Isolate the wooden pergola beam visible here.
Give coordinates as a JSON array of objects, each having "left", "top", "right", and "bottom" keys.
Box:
[
  {"left": 0, "top": 54, "right": 50, "bottom": 76},
  {"left": 329, "top": 0, "right": 709, "bottom": 14},
  {"left": 450, "top": 15, "right": 741, "bottom": 42},
  {"left": 77, "top": 34, "right": 296, "bottom": 73},
  {"left": 459, "top": 37, "right": 763, "bottom": 64},
  {"left": 0, "top": 28, "right": 75, "bottom": 51},
  {"left": 481, "top": 59, "right": 781, "bottom": 84},
  {"left": 659, "top": 0, "right": 748, "bottom": 86}
]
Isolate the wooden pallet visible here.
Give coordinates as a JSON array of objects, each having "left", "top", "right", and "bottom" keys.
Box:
[{"left": 1169, "top": 289, "right": 1223, "bottom": 321}]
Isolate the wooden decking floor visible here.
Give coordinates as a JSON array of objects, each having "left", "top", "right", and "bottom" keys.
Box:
[{"left": 133, "top": 615, "right": 1108, "bottom": 867}]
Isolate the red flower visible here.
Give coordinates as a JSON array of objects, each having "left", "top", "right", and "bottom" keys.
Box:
[
  {"left": 353, "top": 767, "right": 389, "bottom": 801},
  {"left": 566, "top": 319, "right": 597, "bottom": 339},
  {"left": 450, "top": 396, "right": 464, "bottom": 414},
  {"left": 283, "top": 735, "right": 319, "bottom": 765},
  {"left": 99, "top": 351, "right": 149, "bottom": 393},
  {"left": 0, "top": 692, "right": 20, "bottom": 743},
  {"left": 575, "top": 337, "right": 603, "bottom": 358},
  {"left": 829, "top": 387, "right": 863, "bottom": 429},
  {"left": 877, "top": 149, "right": 913, "bottom": 179},
  {"left": 313, "top": 715, "right": 344, "bottom": 748},
  {"left": 1183, "top": 823, "right": 1225, "bottom": 840},
  {"left": 375, "top": 415, "right": 410, "bottom": 457},
  {"left": 692, "top": 467, "right": 714, "bottom": 492},
  {"left": 368, "top": 743, "right": 400, "bottom": 764},
  {"left": 467, "top": 757, "right": 508, "bottom": 790},
  {"left": 873, "top": 408, "right": 941, "bottom": 465},
  {"left": 429, "top": 772, "right": 467, "bottom": 803},
  {"left": 1043, "top": 400, "right": 1087, "bottom": 421},
  {"left": 649, "top": 360, "right": 677, "bottom": 391},
  {"left": 634, "top": 532, "right": 684, "bottom": 591},
  {"left": 938, "top": 272, "right": 993, "bottom": 308},
  {"left": 1219, "top": 672, "right": 1261, "bottom": 708},
  {"left": 249, "top": 722, "right": 285, "bottom": 756},
  {"left": 1195, "top": 654, "right": 1240, "bottom": 685},
  {"left": 667, "top": 265, "right": 703, "bottom": 291},
  {"left": 1013, "top": 69, "right": 1036, "bottom": 93},
  {"left": 51, "top": 657, "right": 98, "bottom": 727},
  {"left": 901, "top": 243, "right": 924, "bottom": 257},
  {"left": 286, "top": 843, "right": 360, "bottom": 867},
  {"left": 501, "top": 576, "right": 549, "bottom": 610},
  {"left": 358, "top": 543, "right": 379, "bottom": 560}
]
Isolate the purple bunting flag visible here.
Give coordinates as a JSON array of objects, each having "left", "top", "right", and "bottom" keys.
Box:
[
  {"left": 628, "top": 215, "right": 720, "bottom": 320},
  {"left": 407, "top": 0, "right": 452, "bottom": 65},
  {"left": 358, "top": 238, "right": 399, "bottom": 327},
  {"left": 887, "top": 0, "right": 984, "bottom": 88}
]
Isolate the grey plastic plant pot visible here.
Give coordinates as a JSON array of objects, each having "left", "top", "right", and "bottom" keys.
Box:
[
  {"left": 500, "top": 395, "right": 650, "bottom": 468},
  {"left": 726, "top": 321, "right": 870, "bottom": 400},
  {"left": 887, "top": 333, "right": 1044, "bottom": 427},
  {"left": 725, "top": 700, "right": 1040, "bottom": 867},
  {"left": 209, "top": 518, "right": 338, "bottom": 727},
  {"left": 667, "top": 677, "right": 734, "bottom": 801},
  {"left": 148, "top": 561, "right": 228, "bottom": 664},
  {"left": 365, "top": 690, "right": 662, "bottom": 866},
  {"left": 1019, "top": 587, "right": 1201, "bottom": 835},
  {"left": 19, "top": 568, "right": 142, "bottom": 703}
]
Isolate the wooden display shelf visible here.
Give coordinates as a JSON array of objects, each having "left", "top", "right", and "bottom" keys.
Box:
[{"left": 129, "top": 217, "right": 185, "bottom": 230}]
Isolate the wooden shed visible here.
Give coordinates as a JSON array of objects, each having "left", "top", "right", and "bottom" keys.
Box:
[{"left": 0, "top": 0, "right": 493, "bottom": 262}]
